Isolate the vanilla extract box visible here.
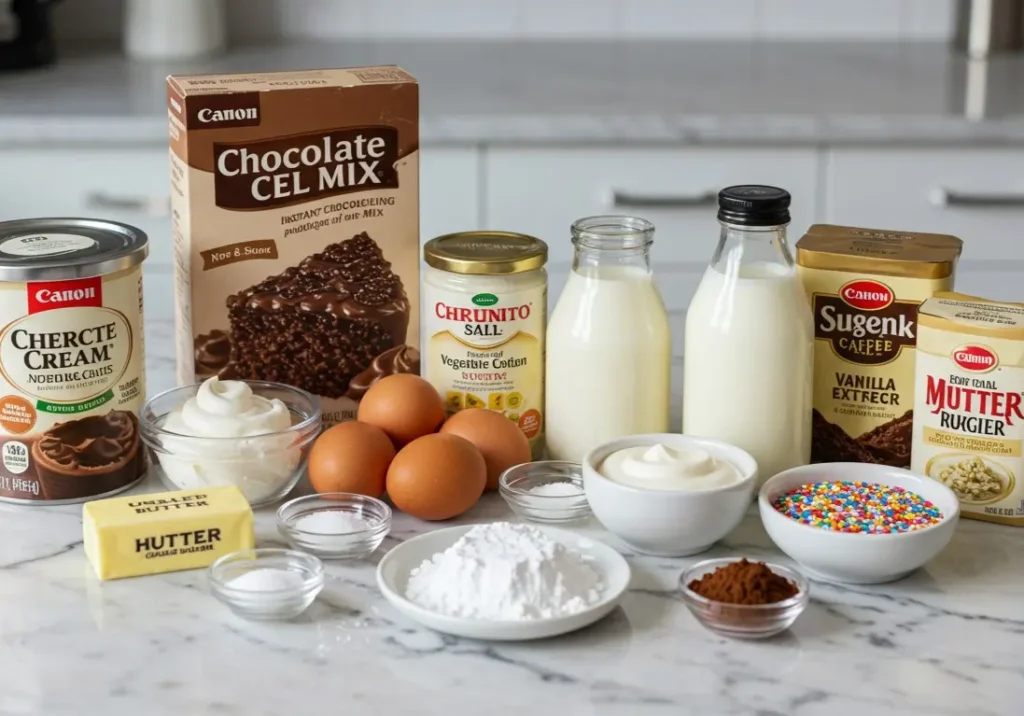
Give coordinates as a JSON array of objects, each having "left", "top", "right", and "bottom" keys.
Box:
[
  {"left": 167, "top": 67, "right": 420, "bottom": 426},
  {"left": 796, "top": 225, "right": 963, "bottom": 467}
]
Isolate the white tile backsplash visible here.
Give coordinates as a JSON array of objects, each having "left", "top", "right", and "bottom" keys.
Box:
[
  {"left": 620, "top": 0, "right": 759, "bottom": 39},
  {"left": 54, "top": 0, "right": 958, "bottom": 42},
  {"left": 363, "top": 0, "right": 519, "bottom": 38},
  {"left": 516, "top": 0, "right": 620, "bottom": 38},
  {"left": 277, "top": 0, "right": 374, "bottom": 40},
  {"left": 900, "top": 0, "right": 957, "bottom": 39},
  {"left": 758, "top": 0, "right": 905, "bottom": 39}
]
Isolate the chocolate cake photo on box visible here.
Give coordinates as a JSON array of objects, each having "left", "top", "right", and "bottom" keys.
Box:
[
  {"left": 194, "top": 329, "right": 234, "bottom": 379},
  {"left": 345, "top": 344, "right": 421, "bottom": 400},
  {"left": 196, "top": 233, "right": 420, "bottom": 399},
  {"left": 810, "top": 409, "right": 913, "bottom": 467},
  {"left": 857, "top": 410, "right": 913, "bottom": 467}
]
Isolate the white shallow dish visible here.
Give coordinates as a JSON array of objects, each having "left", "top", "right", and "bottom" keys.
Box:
[
  {"left": 759, "top": 462, "right": 960, "bottom": 585},
  {"left": 376, "top": 524, "right": 631, "bottom": 641}
]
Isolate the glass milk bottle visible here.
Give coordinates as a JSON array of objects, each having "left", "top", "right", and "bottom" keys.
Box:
[
  {"left": 683, "top": 186, "right": 813, "bottom": 485},
  {"left": 546, "top": 216, "right": 671, "bottom": 463}
]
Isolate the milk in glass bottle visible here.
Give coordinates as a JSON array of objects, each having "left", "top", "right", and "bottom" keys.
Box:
[
  {"left": 683, "top": 186, "right": 813, "bottom": 484},
  {"left": 546, "top": 216, "right": 671, "bottom": 463}
]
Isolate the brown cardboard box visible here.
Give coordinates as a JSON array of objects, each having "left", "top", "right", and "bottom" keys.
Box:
[{"left": 168, "top": 67, "right": 420, "bottom": 425}]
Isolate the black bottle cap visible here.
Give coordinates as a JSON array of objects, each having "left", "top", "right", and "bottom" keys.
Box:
[{"left": 717, "top": 185, "right": 791, "bottom": 227}]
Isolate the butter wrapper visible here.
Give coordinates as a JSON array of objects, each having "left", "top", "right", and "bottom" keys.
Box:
[{"left": 83, "top": 486, "right": 255, "bottom": 580}]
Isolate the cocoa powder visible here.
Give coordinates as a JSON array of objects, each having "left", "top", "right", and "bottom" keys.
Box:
[{"left": 687, "top": 559, "right": 798, "bottom": 605}]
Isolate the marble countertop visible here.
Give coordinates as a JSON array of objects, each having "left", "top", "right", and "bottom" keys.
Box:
[
  {"left": 2, "top": 40, "right": 1024, "bottom": 146},
  {"left": 0, "top": 316, "right": 1022, "bottom": 716}
]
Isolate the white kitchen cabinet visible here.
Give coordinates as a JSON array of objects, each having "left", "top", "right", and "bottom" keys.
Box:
[
  {"left": 420, "top": 147, "right": 481, "bottom": 241},
  {"left": 484, "top": 147, "right": 820, "bottom": 280},
  {"left": 949, "top": 264, "right": 1024, "bottom": 303},
  {"left": 0, "top": 148, "right": 175, "bottom": 328},
  {"left": 0, "top": 147, "right": 174, "bottom": 263},
  {"left": 826, "top": 148, "right": 1024, "bottom": 258}
]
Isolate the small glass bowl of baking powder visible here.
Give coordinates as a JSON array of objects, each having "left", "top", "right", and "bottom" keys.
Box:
[
  {"left": 499, "top": 461, "right": 591, "bottom": 523},
  {"left": 277, "top": 492, "right": 392, "bottom": 560},
  {"left": 209, "top": 548, "right": 324, "bottom": 620},
  {"left": 679, "top": 558, "right": 809, "bottom": 639}
]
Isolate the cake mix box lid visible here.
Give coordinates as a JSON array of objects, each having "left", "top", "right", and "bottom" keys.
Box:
[
  {"left": 167, "top": 66, "right": 416, "bottom": 96},
  {"left": 797, "top": 224, "right": 963, "bottom": 279}
]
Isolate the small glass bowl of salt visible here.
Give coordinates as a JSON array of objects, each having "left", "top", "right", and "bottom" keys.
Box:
[
  {"left": 499, "top": 461, "right": 591, "bottom": 523},
  {"left": 209, "top": 548, "right": 324, "bottom": 620},
  {"left": 277, "top": 492, "right": 392, "bottom": 560}
]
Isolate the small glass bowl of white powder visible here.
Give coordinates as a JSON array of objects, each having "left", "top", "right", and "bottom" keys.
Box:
[
  {"left": 499, "top": 461, "right": 591, "bottom": 523},
  {"left": 209, "top": 548, "right": 324, "bottom": 620},
  {"left": 277, "top": 492, "right": 392, "bottom": 560}
]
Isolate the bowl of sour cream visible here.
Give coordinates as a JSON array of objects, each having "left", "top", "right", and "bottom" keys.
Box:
[
  {"left": 140, "top": 378, "right": 322, "bottom": 507},
  {"left": 582, "top": 434, "right": 757, "bottom": 557}
]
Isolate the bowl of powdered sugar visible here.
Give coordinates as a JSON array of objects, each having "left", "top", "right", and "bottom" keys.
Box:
[{"left": 375, "top": 521, "right": 630, "bottom": 641}]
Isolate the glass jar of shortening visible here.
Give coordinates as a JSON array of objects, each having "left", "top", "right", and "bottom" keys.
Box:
[{"left": 423, "top": 231, "right": 548, "bottom": 457}]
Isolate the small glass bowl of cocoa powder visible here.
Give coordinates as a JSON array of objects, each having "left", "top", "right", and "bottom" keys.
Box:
[{"left": 680, "top": 558, "right": 809, "bottom": 639}]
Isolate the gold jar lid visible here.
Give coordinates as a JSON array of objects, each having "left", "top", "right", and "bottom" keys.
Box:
[{"left": 424, "top": 231, "right": 548, "bottom": 275}]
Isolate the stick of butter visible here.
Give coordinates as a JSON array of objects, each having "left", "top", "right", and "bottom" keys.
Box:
[{"left": 83, "top": 486, "right": 255, "bottom": 580}]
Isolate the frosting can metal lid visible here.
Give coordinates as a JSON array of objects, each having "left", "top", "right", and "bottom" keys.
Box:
[
  {"left": 424, "top": 231, "right": 548, "bottom": 275},
  {"left": 0, "top": 218, "right": 149, "bottom": 282}
]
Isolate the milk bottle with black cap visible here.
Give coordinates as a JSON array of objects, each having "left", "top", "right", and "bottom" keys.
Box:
[{"left": 682, "top": 186, "right": 814, "bottom": 485}]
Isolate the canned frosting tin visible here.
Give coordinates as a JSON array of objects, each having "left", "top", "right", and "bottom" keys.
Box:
[{"left": 0, "top": 218, "right": 148, "bottom": 504}]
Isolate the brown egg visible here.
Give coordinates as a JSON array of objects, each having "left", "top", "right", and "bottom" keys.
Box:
[
  {"left": 307, "top": 421, "right": 395, "bottom": 498},
  {"left": 386, "top": 433, "right": 486, "bottom": 520},
  {"left": 357, "top": 373, "right": 446, "bottom": 447},
  {"left": 440, "top": 409, "right": 531, "bottom": 490}
]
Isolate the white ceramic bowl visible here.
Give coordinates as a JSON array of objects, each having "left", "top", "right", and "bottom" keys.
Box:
[
  {"left": 759, "top": 462, "right": 960, "bottom": 585},
  {"left": 582, "top": 434, "right": 758, "bottom": 557}
]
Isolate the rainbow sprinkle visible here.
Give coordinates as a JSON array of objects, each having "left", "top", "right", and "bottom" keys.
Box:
[{"left": 772, "top": 481, "right": 943, "bottom": 534}]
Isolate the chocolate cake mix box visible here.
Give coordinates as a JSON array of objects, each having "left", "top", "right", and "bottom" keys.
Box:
[
  {"left": 167, "top": 67, "right": 419, "bottom": 425},
  {"left": 796, "top": 225, "right": 962, "bottom": 467}
]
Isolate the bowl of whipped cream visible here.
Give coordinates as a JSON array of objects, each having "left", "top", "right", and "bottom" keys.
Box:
[
  {"left": 582, "top": 434, "right": 757, "bottom": 557},
  {"left": 140, "top": 377, "right": 322, "bottom": 507}
]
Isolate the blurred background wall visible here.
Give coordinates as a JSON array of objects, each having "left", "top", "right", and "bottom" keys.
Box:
[{"left": 55, "top": 0, "right": 958, "bottom": 43}]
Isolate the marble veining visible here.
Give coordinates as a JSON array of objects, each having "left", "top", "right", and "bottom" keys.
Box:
[
  {"left": 0, "top": 315, "right": 1022, "bottom": 715},
  {"left": 2, "top": 41, "right": 1024, "bottom": 146}
]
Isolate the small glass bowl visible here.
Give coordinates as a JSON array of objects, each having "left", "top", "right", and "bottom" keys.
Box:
[
  {"left": 680, "top": 558, "right": 809, "bottom": 639},
  {"left": 208, "top": 548, "right": 324, "bottom": 620},
  {"left": 277, "top": 492, "right": 392, "bottom": 559},
  {"left": 140, "top": 380, "right": 322, "bottom": 508},
  {"left": 499, "top": 461, "right": 591, "bottom": 523}
]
